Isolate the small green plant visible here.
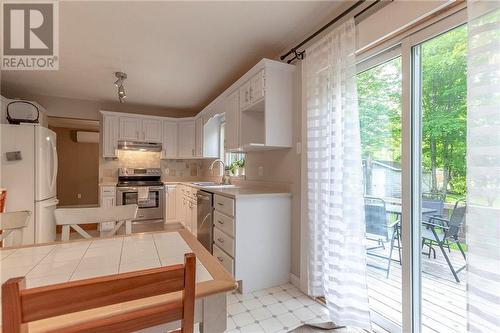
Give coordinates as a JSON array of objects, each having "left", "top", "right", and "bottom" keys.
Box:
[
  {"left": 235, "top": 158, "right": 245, "bottom": 168},
  {"left": 229, "top": 162, "right": 238, "bottom": 175}
]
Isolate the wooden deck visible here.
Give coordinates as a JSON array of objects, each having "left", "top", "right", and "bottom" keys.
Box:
[{"left": 366, "top": 243, "right": 466, "bottom": 333}]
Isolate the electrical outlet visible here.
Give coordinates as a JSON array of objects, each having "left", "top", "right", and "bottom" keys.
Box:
[
  {"left": 258, "top": 166, "right": 264, "bottom": 177},
  {"left": 164, "top": 168, "right": 170, "bottom": 175},
  {"left": 77, "top": 193, "right": 82, "bottom": 199}
]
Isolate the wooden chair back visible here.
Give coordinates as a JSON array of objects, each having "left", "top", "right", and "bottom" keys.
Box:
[
  {"left": 0, "top": 190, "right": 6, "bottom": 213},
  {"left": 54, "top": 204, "right": 138, "bottom": 240},
  {"left": 2, "top": 253, "right": 196, "bottom": 333},
  {"left": 0, "top": 211, "right": 31, "bottom": 246}
]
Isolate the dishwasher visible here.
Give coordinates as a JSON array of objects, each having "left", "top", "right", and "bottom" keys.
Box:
[{"left": 196, "top": 190, "right": 213, "bottom": 253}]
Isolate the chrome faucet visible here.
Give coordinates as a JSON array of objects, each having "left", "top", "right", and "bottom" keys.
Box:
[{"left": 209, "top": 159, "right": 230, "bottom": 184}]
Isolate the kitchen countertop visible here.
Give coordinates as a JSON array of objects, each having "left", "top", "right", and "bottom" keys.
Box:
[
  {"left": 0, "top": 230, "right": 236, "bottom": 332},
  {"left": 164, "top": 182, "right": 291, "bottom": 198},
  {"left": 99, "top": 181, "right": 118, "bottom": 187},
  {"left": 98, "top": 180, "right": 291, "bottom": 198}
]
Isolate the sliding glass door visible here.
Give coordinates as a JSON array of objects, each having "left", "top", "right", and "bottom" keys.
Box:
[
  {"left": 413, "top": 24, "right": 468, "bottom": 333},
  {"left": 403, "top": 10, "right": 469, "bottom": 333},
  {"left": 357, "top": 55, "right": 404, "bottom": 332},
  {"left": 357, "top": 9, "right": 470, "bottom": 333}
]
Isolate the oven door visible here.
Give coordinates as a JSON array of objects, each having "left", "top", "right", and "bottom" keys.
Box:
[{"left": 116, "top": 186, "right": 164, "bottom": 221}]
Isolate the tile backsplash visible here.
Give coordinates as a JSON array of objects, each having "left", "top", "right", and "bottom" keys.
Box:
[{"left": 99, "top": 150, "right": 217, "bottom": 183}]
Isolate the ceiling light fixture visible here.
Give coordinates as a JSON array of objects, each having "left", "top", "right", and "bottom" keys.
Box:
[{"left": 114, "top": 72, "right": 127, "bottom": 103}]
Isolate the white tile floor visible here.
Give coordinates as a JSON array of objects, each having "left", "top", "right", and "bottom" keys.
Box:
[{"left": 223, "top": 283, "right": 330, "bottom": 333}]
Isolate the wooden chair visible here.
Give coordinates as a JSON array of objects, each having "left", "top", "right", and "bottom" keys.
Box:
[
  {"left": 2, "top": 253, "right": 196, "bottom": 333},
  {"left": 0, "top": 211, "right": 31, "bottom": 247},
  {"left": 54, "top": 204, "right": 138, "bottom": 241}
]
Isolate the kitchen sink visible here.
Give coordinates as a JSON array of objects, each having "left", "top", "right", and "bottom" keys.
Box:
[{"left": 191, "top": 182, "right": 236, "bottom": 188}]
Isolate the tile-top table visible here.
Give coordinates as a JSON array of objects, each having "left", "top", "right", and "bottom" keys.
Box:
[{"left": 0, "top": 230, "right": 237, "bottom": 333}]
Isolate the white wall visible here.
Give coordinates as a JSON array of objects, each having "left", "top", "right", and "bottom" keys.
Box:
[
  {"left": 357, "top": 0, "right": 450, "bottom": 51},
  {"left": 0, "top": 90, "right": 196, "bottom": 120}
]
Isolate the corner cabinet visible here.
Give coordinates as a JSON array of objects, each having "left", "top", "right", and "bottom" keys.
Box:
[
  {"left": 195, "top": 116, "right": 203, "bottom": 157},
  {"left": 199, "top": 58, "right": 295, "bottom": 152},
  {"left": 101, "top": 113, "right": 119, "bottom": 158},
  {"left": 178, "top": 120, "right": 196, "bottom": 158},
  {"left": 162, "top": 120, "right": 178, "bottom": 159},
  {"left": 224, "top": 91, "right": 240, "bottom": 151}
]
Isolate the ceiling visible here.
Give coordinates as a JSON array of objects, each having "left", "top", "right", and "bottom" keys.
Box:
[{"left": 1, "top": 1, "right": 345, "bottom": 115}]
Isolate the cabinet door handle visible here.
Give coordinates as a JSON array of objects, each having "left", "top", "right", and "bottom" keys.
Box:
[
  {"left": 249, "top": 87, "right": 253, "bottom": 100},
  {"left": 217, "top": 202, "right": 224, "bottom": 206},
  {"left": 217, "top": 220, "right": 224, "bottom": 225},
  {"left": 245, "top": 90, "right": 248, "bottom": 103},
  {"left": 136, "top": 131, "right": 139, "bottom": 139},
  {"left": 217, "top": 256, "right": 224, "bottom": 262},
  {"left": 217, "top": 238, "right": 224, "bottom": 243}
]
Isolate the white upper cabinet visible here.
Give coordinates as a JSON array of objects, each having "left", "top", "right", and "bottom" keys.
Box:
[
  {"left": 102, "top": 113, "right": 119, "bottom": 158},
  {"left": 195, "top": 116, "right": 203, "bottom": 157},
  {"left": 119, "top": 117, "right": 162, "bottom": 142},
  {"left": 142, "top": 119, "right": 162, "bottom": 143},
  {"left": 224, "top": 91, "right": 239, "bottom": 151},
  {"left": 203, "top": 114, "right": 222, "bottom": 158},
  {"left": 162, "top": 120, "right": 178, "bottom": 159},
  {"left": 119, "top": 116, "right": 141, "bottom": 141},
  {"left": 249, "top": 69, "right": 265, "bottom": 105},
  {"left": 239, "top": 80, "right": 251, "bottom": 111},
  {"left": 178, "top": 120, "right": 196, "bottom": 158}
]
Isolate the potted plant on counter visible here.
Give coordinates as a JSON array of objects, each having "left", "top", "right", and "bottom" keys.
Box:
[
  {"left": 229, "top": 161, "right": 239, "bottom": 176},
  {"left": 236, "top": 158, "right": 246, "bottom": 176}
]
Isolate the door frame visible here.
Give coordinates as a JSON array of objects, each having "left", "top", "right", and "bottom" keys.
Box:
[{"left": 400, "top": 9, "right": 467, "bottom": 333}]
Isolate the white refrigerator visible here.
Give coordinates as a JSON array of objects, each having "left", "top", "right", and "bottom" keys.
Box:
[{"left": 1, "top": 123, "right": 59, "bottom": 245}]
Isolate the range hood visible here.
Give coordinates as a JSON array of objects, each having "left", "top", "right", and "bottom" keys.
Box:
[{"left": 117, "top": 140, "right": 162, "bottom": 152}]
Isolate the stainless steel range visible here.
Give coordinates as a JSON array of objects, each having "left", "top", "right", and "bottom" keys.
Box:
[{"left": 116, "top": 168, "right": 164, "bottom": 223}]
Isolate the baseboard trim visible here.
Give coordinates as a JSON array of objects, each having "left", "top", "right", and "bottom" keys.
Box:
[{"left": 289, "top": 273, "right": 300, "bottom": 288}]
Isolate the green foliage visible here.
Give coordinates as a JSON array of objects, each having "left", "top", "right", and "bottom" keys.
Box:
[
  {"left": 421, "top": 25, "right": 467, "bottom": 199},
  {"left": 357, "top": 58, "right": 402, "bottom": 162},
  {"left": 356, "top": 25, "right": 468, "bottom": 199}
]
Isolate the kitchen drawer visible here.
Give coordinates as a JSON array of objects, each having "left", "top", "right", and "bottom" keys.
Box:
[
  {"left": 100, "top": 186, "right": 116, "bottom": 197},
  {"left": 213, "top": 210, "right": 234, "bottom": 237},
  {"left": 214, "top": 227, "right": 234, "bottom": 257},
  {"left": 213, "top": 244, "right": 234, "bottom": 276},
  {"left": 214, "top": 194, "right": 234, "bottom": 217}
]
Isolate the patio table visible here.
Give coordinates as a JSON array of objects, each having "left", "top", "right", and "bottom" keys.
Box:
[{"left": 385, "top": 205, "right": 437, "bottom": 217}]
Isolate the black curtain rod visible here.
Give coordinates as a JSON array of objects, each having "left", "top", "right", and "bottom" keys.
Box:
[{"left": 280, "top": 0, "right": 374, "bottom": 63}]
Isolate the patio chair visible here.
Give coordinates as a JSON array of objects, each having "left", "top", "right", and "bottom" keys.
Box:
[
  {"left": 421, "top": 199, "right": 466, "bottom": 282},
  {"left": 421, "top": 199, "right": 446, "bottom": 258},
  {"left": 364, "top": 197, "right": 400, "bottom": 278}
]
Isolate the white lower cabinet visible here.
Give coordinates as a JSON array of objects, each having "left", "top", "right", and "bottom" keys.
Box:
[
  {"left": 164, "top": 185, "right": 177, "bottom": 223},
  {"left": 100, "top": 186, "right": 116, "bottom": 207},
  {"left": 212, "top": 194, "right": 291, "bottom": 293},
  {"left": 99, "top": 186, "right": 116, "bottom": 232},
  {"left": 190, "top": 200, "right": 197, "bottom": 236},
  {"left": 213, "top": 244, "right": 234, "bottom": 276}
]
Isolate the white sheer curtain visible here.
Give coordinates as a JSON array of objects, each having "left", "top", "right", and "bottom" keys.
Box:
[
  {"left": 466, "top": 1, "right": 500, "bottom": 332},
  {"left": 304, "top": 18, "right": 371, "bottom": 329}
]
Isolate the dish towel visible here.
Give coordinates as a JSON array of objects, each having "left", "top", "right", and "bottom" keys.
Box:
[{"left": 137, "top": 187, "right": 149, "bottom": 203}]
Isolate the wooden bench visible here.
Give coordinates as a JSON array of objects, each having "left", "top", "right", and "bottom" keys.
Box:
[{"left": 54, "top": 204, "right": 138, "bottom": 241}]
